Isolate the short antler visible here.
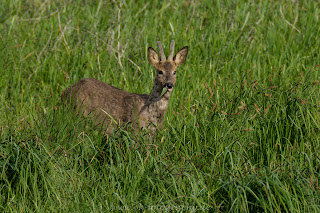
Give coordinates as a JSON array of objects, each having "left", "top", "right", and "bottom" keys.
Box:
[
  {"left": 168, "top": 40, "right": 175, "bottom": 61},
  {"left": 157, "top": 41, "right": 166, "bottom": 61}
]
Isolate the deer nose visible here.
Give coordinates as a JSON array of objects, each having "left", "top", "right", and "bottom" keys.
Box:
[{"left": 166, "top": 83, "right": 174, "bottom": 89}]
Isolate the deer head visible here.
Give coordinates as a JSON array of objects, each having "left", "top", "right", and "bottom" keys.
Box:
[{"left": 147, "top": 40, "right": 189, "bottom": 92}]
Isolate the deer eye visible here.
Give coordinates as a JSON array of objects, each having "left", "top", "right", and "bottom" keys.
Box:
[
  {"left": 158, "top": 71, "right": 163, "bottom": 75},
  {"left": 173, "top": 71, "right": 176, "bottom": 75}
]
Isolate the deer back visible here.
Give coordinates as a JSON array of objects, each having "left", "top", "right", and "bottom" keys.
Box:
[{"left": 62, "top": 78, "right": 147, "bottom": 130}]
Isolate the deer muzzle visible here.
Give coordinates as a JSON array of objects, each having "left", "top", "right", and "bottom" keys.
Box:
[{"left": 166, "top": 83, "right": 174, "bottom": 91}]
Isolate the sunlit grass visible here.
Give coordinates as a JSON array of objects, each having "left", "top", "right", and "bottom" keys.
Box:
[{"left": 0, "top": 0, "right": 320, "bottom": 211}]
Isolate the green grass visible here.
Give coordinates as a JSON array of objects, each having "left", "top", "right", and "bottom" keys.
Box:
[{"left": 1, "top": 0, "right": 320, "bottom": 212}]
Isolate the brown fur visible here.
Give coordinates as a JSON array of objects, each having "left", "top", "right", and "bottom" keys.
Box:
[{"left": 61, "top": 41, "right": 188, "bottom": 134}]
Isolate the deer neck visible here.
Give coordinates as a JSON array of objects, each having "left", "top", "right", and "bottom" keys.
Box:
[
  {"left": 148, "top": 78, "right": 172, "bottom": 104},
  {"left": 138, "top": 78, "right": 172, "bottom": 130}
]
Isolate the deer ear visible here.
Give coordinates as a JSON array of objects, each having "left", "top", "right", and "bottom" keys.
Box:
[
  {"left": 148, "top": 47, "right": 160, "bottom": 66},
  {"left": 173, "top": 46, "right": 188, "bottom": 66}
]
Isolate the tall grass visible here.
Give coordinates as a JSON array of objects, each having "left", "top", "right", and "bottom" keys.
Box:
[{"left": 1, "top": 0, "right": 320, "bottom": 211}]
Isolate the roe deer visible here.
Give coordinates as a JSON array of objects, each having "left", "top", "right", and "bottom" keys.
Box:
[{"left": 61, "top": 40, "right": 188, "bottom": 134}]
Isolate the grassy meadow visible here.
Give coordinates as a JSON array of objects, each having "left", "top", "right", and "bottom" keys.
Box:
[{"left": 1, "top": 0, "right": 320, "bottom": 212}]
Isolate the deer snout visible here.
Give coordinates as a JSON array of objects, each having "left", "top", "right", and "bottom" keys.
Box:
[{"left": 166, "top": 83, "right": 174, "bottom": 90}]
